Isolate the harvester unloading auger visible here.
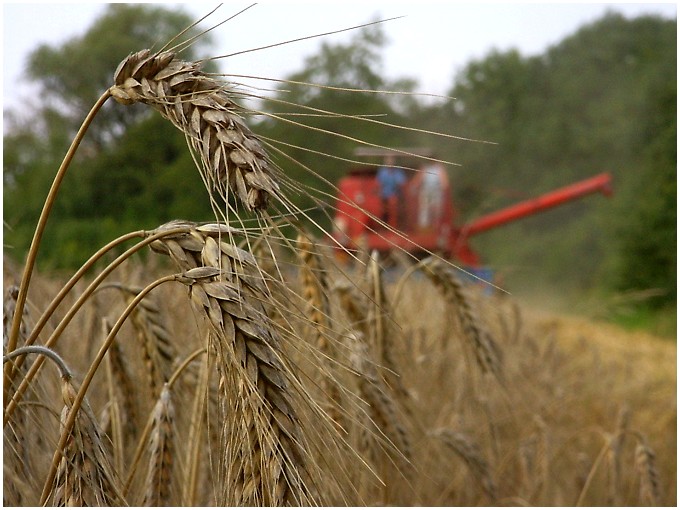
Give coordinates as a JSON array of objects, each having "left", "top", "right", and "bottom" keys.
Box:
[{"left": 331, "top": 148, "right": 613, "bottom": 275}]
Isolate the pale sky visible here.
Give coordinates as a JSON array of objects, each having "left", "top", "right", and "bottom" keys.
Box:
[{"left": 2, "top": 1, "right": 677, "bottom": 110}]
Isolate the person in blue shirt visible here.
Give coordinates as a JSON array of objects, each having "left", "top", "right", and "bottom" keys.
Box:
[{"left": 376, "top": 154, "right": 406, "bottom": 226}]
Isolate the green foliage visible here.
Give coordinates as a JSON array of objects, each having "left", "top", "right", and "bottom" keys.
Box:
[
  {"left": 612, "top": 77, "right": 676, "bottom": 306},
  {"left": 3, "top": 4, "right": 215, "bottom": 269},
  {"left": 430, "top": 13, "right": 676, "bottom": 307},
  {"left": 611, "top": 304, "right": 677, "bottom": 340},
  {"left": 3, "top": 8, "right": 675, "bottom": 316}
]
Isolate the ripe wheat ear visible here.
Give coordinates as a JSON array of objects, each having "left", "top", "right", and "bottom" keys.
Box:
[
  {"left": 148, "top": 221, "right": 320, "bottom": 505},
  {"left": 110, "top": 50, "right": 285, "bottom": 214}
]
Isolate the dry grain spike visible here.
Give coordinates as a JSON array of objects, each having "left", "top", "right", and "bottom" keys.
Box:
[
  {"left": 110, "top": 50, "right": 283, "bottom": 212},
  {"left": 148, "top": 220, "right": 317, "bottom": 505},
  {"left": 116, "top": 284, "right": 176, "bottom": 399},
  {"left": 143, "top": 384, "right": 176, "bottom": 506},
  {"left": 296, "top": 232, "right": 332, "bottom": 350},
  {"left": 348, "top": 332, "right": 412, "bottom": 470},
  {"left": 49, "top": 375, "right": 125, "bottom": 506},
  {"left": 295, "top": 232, "right": 347, "bottom": 433},
  {"left": 634, "top": 435, "right": 661, "bottom": 506},
  {"left": 421, "top": 257, "right": 504, "bottom": 382},
  {"left": 433, "top": 428, "right": 497, "bottom": 501}
]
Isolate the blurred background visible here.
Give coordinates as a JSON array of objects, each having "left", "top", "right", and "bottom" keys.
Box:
[{"left": 3, "top": 2, "right": 676, "bottom": 336}]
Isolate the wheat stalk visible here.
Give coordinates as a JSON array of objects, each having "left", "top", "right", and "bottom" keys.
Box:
[
  {"left": 334, "top": 277, "right": 369, "bottom": 331},
  {"left": 4, "top": 90, "right": 112, "bottom": 401},
  {"left": 180, "top": 351, "right": 210, "bottom": 506},
  {"left": 3, "top": 286, "right": 30, "bottom": 353},
  {"left": 607, "top": 404, "right": 630, "bottom": 506},
  {"left": 100, "top": 317, "right": 138, "bottom": 443},
  {"left": 518, "top": 435, "right": 537, "bottom": 499},
  {"left": 334, "top": 263, "right": 412, "bottom": 471},
  {"left": 366, "top": 253, "right": 409, "bottom": 402}
]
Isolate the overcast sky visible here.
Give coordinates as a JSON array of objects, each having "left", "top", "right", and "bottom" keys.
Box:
[{"left": 2, "top": 1, "right": 677, "bottom": 110}]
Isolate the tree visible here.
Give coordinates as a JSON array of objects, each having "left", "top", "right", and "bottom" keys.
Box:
[
  {"left": 442, "top": 49, "right": 538, "bottom": 208},
  {"left": 425, "top": 13, "right": 676, "bottom": 300},
  {"left": 613, "top": 77, "right": 676, "bottom": 307},
  {"left": 3, "top": 5, "right": 218, "bottom": 269}
]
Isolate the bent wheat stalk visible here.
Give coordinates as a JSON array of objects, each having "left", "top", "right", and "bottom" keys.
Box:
[
  {"left": 3, "top": 286, "right": 30, "bottom": 353},
  {"left": 3, "top": 230, "right": 145, "bottom": 396},
  {"left": 3, "top": 226, "right": 192, "bottom": 426},
  {"left": 4, "top": 346, "right": 124, "bottom": 506},
  {"left": 39, "top": 274, "right": 179, "bottom": 505},
  {"left": 3, "top": 91, "right": 112, "bottom": 401}
]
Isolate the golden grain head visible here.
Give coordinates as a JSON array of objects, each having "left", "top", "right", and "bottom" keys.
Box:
[{"left": 110, "top": 50, "right": 282, "bottom": 212}]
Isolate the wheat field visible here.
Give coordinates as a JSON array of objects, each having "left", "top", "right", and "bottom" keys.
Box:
[
  {"left": 4, "top": 243, "right": 676, "bottom": 506},
  {"left": 3, "top": 9, "right": 676, "bottom": 507}
]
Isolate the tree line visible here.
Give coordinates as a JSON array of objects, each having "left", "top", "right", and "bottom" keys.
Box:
[{"left": 3, "top": 5, "right": 675, "bottom": 310}]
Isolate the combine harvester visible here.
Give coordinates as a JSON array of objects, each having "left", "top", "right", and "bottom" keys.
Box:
[{"left": 331, "top": 148, "right": 613, "bottom": 279}]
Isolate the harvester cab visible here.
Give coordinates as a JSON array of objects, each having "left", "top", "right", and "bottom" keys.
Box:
[{"left": 332, "top": 147, "right": 457, "bottom": 256}]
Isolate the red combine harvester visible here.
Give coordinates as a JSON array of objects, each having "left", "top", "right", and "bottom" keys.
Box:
[{"left": 331, "top": 148, "right": 613, "bottom": 274}]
